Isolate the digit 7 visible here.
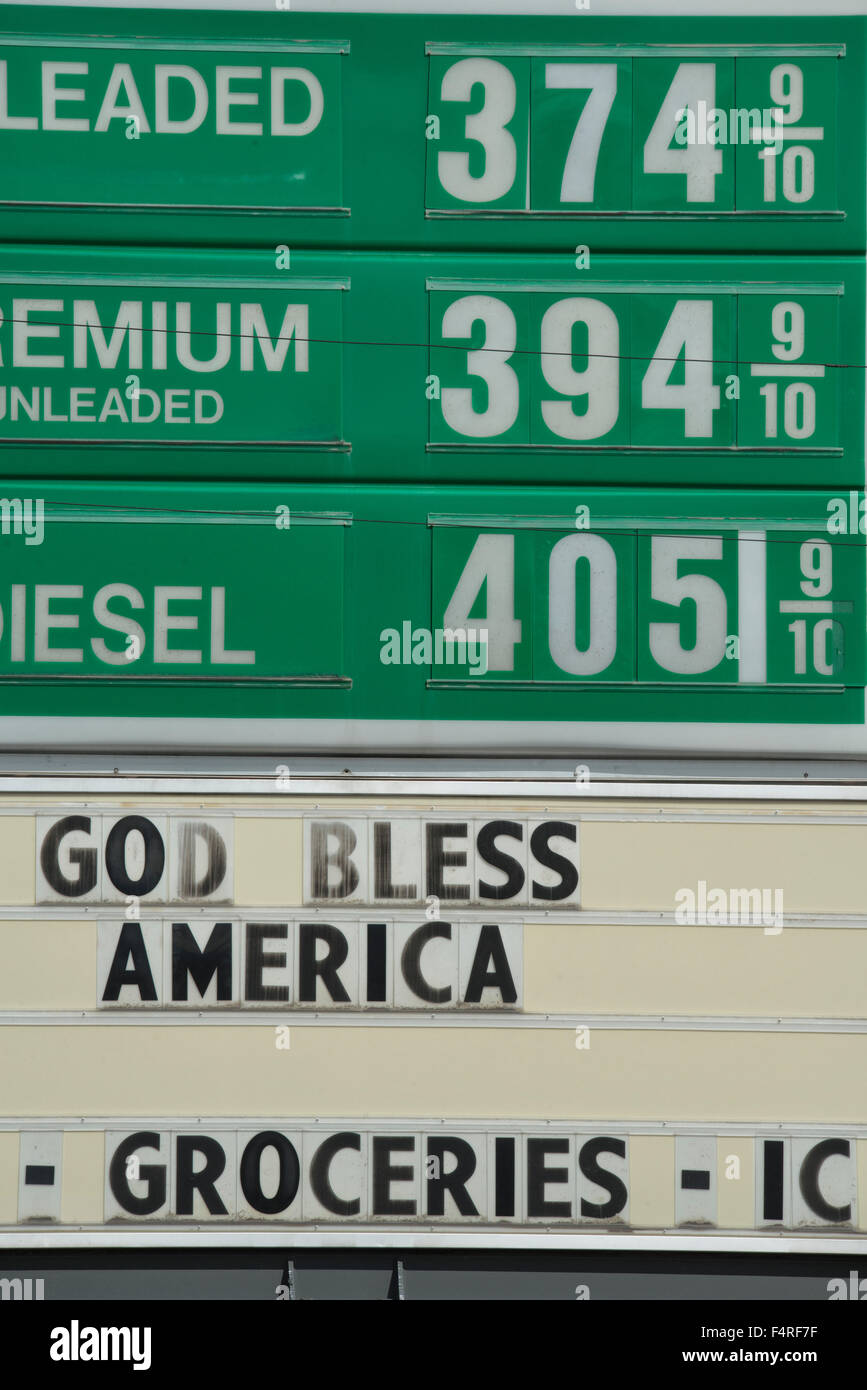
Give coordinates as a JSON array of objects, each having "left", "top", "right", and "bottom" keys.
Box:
[{"left": 544, "top": 63, "right": 617, "bottom": 203}]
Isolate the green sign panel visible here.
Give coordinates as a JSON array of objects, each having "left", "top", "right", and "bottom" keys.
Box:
[
  {"left": 0, "top": 248, "right": 860, "bottom": 487},
  {"left": 0, "top": 496, "right": 348, "bottom": 688},
  {"left": 431, "top": 515, "right": 863, "bottom": 691},
  {"left": 0, "top": 265, "right": 346, "bottom": 447},
  {"left": 0, "top": 5, "right": 863, "bottom": 753},
  {"left": 428, "top": 273, "right": 851, "bottom": 457},
  {"left": 0, "top": 35, "right": 346, "bottom": 213},
  {"left": 0, "top": 7, "right": 862, "bottom": 252},
  {"left": 0, "top": 485, "right": 861, "bottom": 740},
  {"left": 425, "top": 44, "right": 839, "bottom": 217}
]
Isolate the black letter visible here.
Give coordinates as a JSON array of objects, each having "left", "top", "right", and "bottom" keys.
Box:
[
  {"left": 373, "top": 822, "right": 416, "bottom": 899},
  {"left": 799, "top": 1138, "right": 851, "bottom": 1223},
  {"left": 366, "top": 923, "right": 387, "bottom": 1003},
  {"left": 579, "top": 1137, "right": 627, "bottom": 1219},
  {"left": 495, "top": 1137, "right": 515, "bottom": 1217},
  {"left": 310, "top": 822, "right": 358, "bottom": 899},
  {"left": 239, "top": 1132, "right": 299, "bottom": 1215},
  {"left": 464, "top": 924, "right": 517, "bottom": 1004},
  {"left": 527, "top": 1138, "right": 572, "bottom": 1218},
  {"left": 762, "top": 1139, "right": 785, "bottom": 1221},
  {"left": 477, "top": 821, "right": 524, "bottom": 901},
  {"left": 176, "top": 822, "right": 227, "bottom": 898},
  {"left": 172, "top": 922, "right": 232, "bottom": 1001},
  {"left": 105, "top": 816, "right": 165, "bottom": 897},
  {"left": 102, "top": 922, "right": 158, "bottom": 1001},
  {"left": 401, "top": 922, "right": 452, "bottom": 1004},
  {"left": 372, "top": 1136, "right": 416, "bottom": 1215},
  {"left": 245, "top": 923, "right": 289, "bottom": 1003},
  {"left": 425, "top": 823, "right": 469, "bottom": 900},
  {"left": 298, "top": 924, "right": 350, "bottom": 1002},
  {"left": 176, "top": 1136, "right": 227, "bottom": 1216},
  {"left": 310, "top": 1133, "right": 362, "bottom": 1216},
  {"left": 40, "top": 816, "right": 97, "bottom": 897},
  {"left": 530, "top": 822, "right": 578, "bottom": 901},
  {"left": 109, "top": 1133, "right": 165, "bottom": 1215},
  {"left": 426, "top": 1138, "right": 478, "bottom": 1216}
]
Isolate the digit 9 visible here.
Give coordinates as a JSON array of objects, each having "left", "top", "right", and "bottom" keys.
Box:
[
  {"left": 771, "top": 301, "right": 805, "bottom": 361},
  {"left": 799, "top": 538, "right": 832, "bottom": 598},
  {"left": 769, "top": 64, "right": 804, "bottom": 124}
]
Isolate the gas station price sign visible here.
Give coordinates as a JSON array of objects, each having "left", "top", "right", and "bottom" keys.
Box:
[
  {"left": 0, "top": 7, "right": 861, "bottom": 253},
  {"left": 0, "top": 34, "right": 347, "bottom": 214},
  {"left": 425, "top": 44, "right": 841, "bottom": 219},
  {"left": 431, "top": 518, "right": 863, "bottom": 690},
  {"left": 0, "top": 483, "right": 861, "bottom": 738},
  {"left": 0, "top": 494, "right": 349, "bottom": 690},
  {"left": 428, "top": 275, "right": 850, "bottom": 455},
  {"left": 0, "top": 248, "right": 861, "bottom": 488},
  {"left": 0, "top": 269, "right": 346, "bottom": 448}
]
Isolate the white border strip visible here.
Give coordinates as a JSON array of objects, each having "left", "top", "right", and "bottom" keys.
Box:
[
  {"left": 3, "top": 1012, "right": 865, "bottom": 1032},
  {"left": 1, "top": 777, "right": 866, "bottom": 800},
  {"left": 1, "top": 716, "right": 865, "bottom": 760},
  {"left": 4, "top": 1, "right": 862, "bottom": 15},
  {"left": 0, "top": 1229, "right": 865, "bottom": 1254},
  {"left": 8, "top": 907, "right": 867, "bottom": 926},
  {"left": 10, "top": 798, "right": 867, "bottom": 817},
  {"left": 5, "top": 1118, "right": 865, "bottom": 1136}
]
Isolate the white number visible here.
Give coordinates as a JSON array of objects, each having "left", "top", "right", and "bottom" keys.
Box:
[
  {"left": 441, "top": 296, "right": 518, "bottom": 438},
  {"left": 788, "top": 617, "right": 842, "bottom": 676},
  {"left": 759, "top": 57, "right": 815, "bottom": 208},
  {"left": 759, "top": 146, "right": 778, "bottom": 202},
  {"left": 788, "top": 619, "right": 807, "bottom": 674},
  {"left": 783, "top": 382, "right": 815, "bottom": 439},
  {"left": 545, "top": 63, "right": 617, "bottom": 202},
  {"left": 799, "top": 539, "right": 832, "bottom": 597},
  {"left": 760, "top": 382, "right": 778, "bottom": 437},
  {"left": 758, "top": 146, "right": 815, "bottom": 204},
  {"left": 641, "top": 300, "right": 719, "bottom": 437},
  {"left": 812, "top": 619, "right": 842, "bottom": 676},
  {"left": 643, "top": 63, "right": 722, "bottom": 202},
  {"left": 760, "top": 381, "right": 815, "bottom": 439},
  {"left": 767, "top": 66, "right": 815, "bottom": 204},
  {"left": 443, "top": 534, "right": 521, "bottom": 671},
  {"left": 548, "top": 533, "right": 617, "bottom": 675},
  {"left": 770, "top": 64, "right": 803, "bottom": 124},
  {"left": 649, "top": 536, "right": 727, "bottom": 674},
  {"left": 438, "top": 59, "right": 517, "bottom": 203},
  {"left": 781, "top": 145, "right": 814, "bottom": 203},
  {"left": 771, "top": 302, "right": 805, "bottom": 360},
  {"left": 540, "top": 298, "right": 619, "bottom": 440}
]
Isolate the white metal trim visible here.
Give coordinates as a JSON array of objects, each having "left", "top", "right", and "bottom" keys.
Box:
[
  {"left": 426, "top": 43, "right": 845, "bottom": 58},
  {"left": 8, "top": 906, "right": 867, "bottom": 928},
  {"left": 10, "top": 799, "right": 867, "bottom": 819},
  {"left": 4, "top": 1011, "right": 866, "bottom": 1032},
  {"left": 5, "top": 1, "right": 861, "bottom": 15},
  {"left": 0, "top": 35, "right": 349, "bottom": 53},
  {"left": 1, "top": 716, "right": 866, "bottom": 760},
  {"left": 0, "top": 1229, "right": 865, "bottom": 1254},
  {"left": 2, "top": 778, "right": 867, "bottom": 801},
  {"left": 4, "top": 1118, "right": 864, "bottom": 1136},
  {"left": 428, "top": 279, "right": 843, "bottom": 295}
]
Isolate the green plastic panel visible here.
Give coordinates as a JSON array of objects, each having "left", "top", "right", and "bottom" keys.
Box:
[
  {"left": 0, "top": 6, "right": 862, "bottom": 252},
  {"left": 0, "top": 482, "right": 860, "bottom": 728},
  {"left": 0, "top": 247, "right": 860, "bottom": 487}
]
